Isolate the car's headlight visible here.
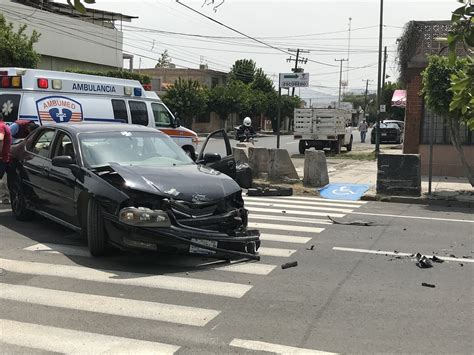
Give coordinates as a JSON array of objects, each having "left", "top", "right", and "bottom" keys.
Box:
[{"left": 119, "top": 207, "right": 171, "bottom": 227}]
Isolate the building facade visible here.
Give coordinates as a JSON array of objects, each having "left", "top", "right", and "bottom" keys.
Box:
[
  {"left": 0, "top": 0, "right": 136, "bottom": 71},
  {"left": 402, "top": 21, "right": 473, "bottom": 177}
]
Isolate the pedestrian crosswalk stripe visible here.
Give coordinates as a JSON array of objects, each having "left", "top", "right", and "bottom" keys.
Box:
[
  {"left": 244, "top": 197, "right": 362, "bottom": 209},
  {"left": 259, "top": 233, "right": 312, "bottom": 244},
  {"left": 0, "top": 319, "right": 180, "bottom": 354},
  {"left": 247, "top": 207, "right": 345, "bottom": 218},
  {"left": 248, "top": 222, "right": 324, "bottom": 234},
  {"left": 258, "top": 247, "right": 296, "bottom": 257},
  {"left": 0, "top": 258, "right": 252, "bottom": 298},
  {"left": 249, "top": 214, "right": 332, "bottom": 225},
  {"left": 217, "top": 262, "right": 277, "bottom": 275},
  {"left": 22, "top": 243, "right": 276, "bottom": 276},
  {"left": 0, "top": 283, "right": 219, "bottom": 327},
  {"left": 230, "top": 338, "right": 337, "bottom": 354},
  {"left": 245, "top": 201, "right": 354, "bottom": 213},
  {"left": 276, "top": 195, "right": 367, "bottom": 204}
]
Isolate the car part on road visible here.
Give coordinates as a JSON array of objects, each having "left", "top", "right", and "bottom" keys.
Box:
[
  {"left": 235, "top": 163, "right": 253, "bottom": 189},
  {"left": 421, "top": 282, "right": 436, "bottom": 288},
  {"left": 247, "top": 186, "right": 293, "bottom": 197},
  {"left": 306, "top": 245, "right": 315, "bottom": 251},
  {"left": 281, "top": 261, "right": 298, "bottom": 269},
  {"left": 431, "top": 255, "right": 444, "bottom": 263},
  {"left": 327, "top": 216, "right": 374, "bottom": 226},
  {"left": 415, "top": 253, "right": 433, "bottom": 268}
]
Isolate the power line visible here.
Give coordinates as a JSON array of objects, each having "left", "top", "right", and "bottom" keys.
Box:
[{"left": 175, "top": 0, "right": 338, "bottom": 68}]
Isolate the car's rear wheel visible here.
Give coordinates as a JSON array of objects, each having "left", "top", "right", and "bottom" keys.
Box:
[
  {"left": 87, "top": 199, "right": 106, "bottom": 257},
  {"left": 346, "top": 135, "right": 353, "bottom": 152},
  {"left": 9, "top": 178, "right": 34, "bottom": 221}
]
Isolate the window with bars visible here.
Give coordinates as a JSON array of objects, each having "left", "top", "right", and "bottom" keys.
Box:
[{"left": 421, "top": 109, "right": 473, "bottom": 145}]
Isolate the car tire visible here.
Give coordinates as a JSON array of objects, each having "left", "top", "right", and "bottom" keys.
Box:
[
  {"left": 298, "top": 140, "right": 307, "bottom": 154},
  {"left": 346, "top": 135, "right": 353, "bottom": 152},
  {"left": 87, "top": 199, "right": 106, "bottom": 257},
  {"left": 9, "top": 178, "right": 34, "bottom": 221}
]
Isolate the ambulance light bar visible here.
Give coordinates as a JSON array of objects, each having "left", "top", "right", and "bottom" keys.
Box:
[
  {"left": 0, "top": 76, "right": 22, "bottom": 88},
  {"left": 37, "top": 78, "right": 49, "bottom": 89}
]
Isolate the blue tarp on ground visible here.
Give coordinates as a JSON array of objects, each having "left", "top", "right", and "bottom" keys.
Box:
[{"left": 319, "top": 183, "right": 371, "bottom": 201}]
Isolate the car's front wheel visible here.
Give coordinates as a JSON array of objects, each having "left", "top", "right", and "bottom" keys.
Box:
[
  {"left": 9, "top": 178, "right": 34, "bottom": 221},
  {"left": 87, "top": 199, "right": 106, "bottom": 256}
]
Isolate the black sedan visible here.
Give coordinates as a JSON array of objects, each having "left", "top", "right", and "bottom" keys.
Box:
[
  {"left": 371, "top": 123, "right": 403, "bottom": 144},
  {"left": 7, "top": 124, "right": 260, "bottom": 260}
]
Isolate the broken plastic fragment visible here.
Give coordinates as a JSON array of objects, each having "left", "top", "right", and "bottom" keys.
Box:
[
  {"left": 281, "top": 261, "right": 298, "bottom": 269},
  {"left": 421, "top": 282, "right": 435, "bottom": 288},
  {"left": 328, "top": 216, "right": 374, "bottom": 226},
  {"left": 416, "top": 253, "right": 433, "bottom": 269},
  {"left": 164, "top": 188, "right": 180, "bottom": 197},
  {"left": 431, "top": 255, "right": 444, "bottom": 263}
]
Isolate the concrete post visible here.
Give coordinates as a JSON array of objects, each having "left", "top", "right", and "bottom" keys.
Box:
[{"left": 303, "top": 151, "right": 330, "bottom": 187}]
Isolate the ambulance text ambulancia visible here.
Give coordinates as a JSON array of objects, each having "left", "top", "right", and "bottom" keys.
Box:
[{"left": 0, "top": 68, "right": 199, "bottom": 158}]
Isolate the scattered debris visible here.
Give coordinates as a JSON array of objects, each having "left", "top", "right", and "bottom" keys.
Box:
[
  {"left": 415, "top": 253, "right": 433, "bottom": 269},
  {"left": 462, "top": 255, "right": 471, "bottom": 259},
  {"left": 449, "top": 254, "right": 457, "bottom": 258},
  {"left": 394, "top": 250, "right": 399, "bottom": 254},
  {"left": 327, "top": 216, "right": 374, "bottom": 226},
  {"left": 431, "top": 255, "right": 444, "bottom": 263},
  {"left": 421, "top": 282, "right": 436, "bottom": 288},
  {"left": 247, "top": 186, "right": 293, "bottom": 197},
  {"left": 306, "top": 245, "right": 315, "bottom": 251},
  {"left": 282, "top": 210, "right": 287, "bottom": 214},
  {"left": 281, "top": 261, "right": 298, "bottom": 269},
  {"left": 459, "top": 263, "right": 464, "bottom": 267},
  {"left": 403, "top": 228, "right": 407, "bottom": 231}
]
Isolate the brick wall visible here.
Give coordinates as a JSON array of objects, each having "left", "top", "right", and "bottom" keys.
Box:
[{"left": 403, "top": 68, "right": 424, "bottom": 154}]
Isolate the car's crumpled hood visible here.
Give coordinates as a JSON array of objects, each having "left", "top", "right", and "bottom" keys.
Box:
[{"left": 107, "top": 163, "right": 241, "bottom": 203}]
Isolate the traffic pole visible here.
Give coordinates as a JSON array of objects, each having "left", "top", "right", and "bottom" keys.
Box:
[
  {"left": 375, "top": 0, "right": 384, "bottom": 154},
  {"left": 277, "top": 86, "right": 281, "bottom": 149}
]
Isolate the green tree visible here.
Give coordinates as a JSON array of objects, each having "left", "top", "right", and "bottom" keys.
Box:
[
  {"left": 251, "top": 68, "right": 274, "bottom": 93},
  {"left": 0, "top": 14, "right": 41, "bottom": 68},
  {"left": 422, "top": 56, "right": 473, "bottom": 186},
  {"left": 208, "top": 80, "right": 251, "bottom": 121},
  {"left": 229, "top": 59, "right": 256, "bottom": 85},
  {"left": 155, "top": 50, "right": 172, "bottom": 69},
  {"left": 162, "top": 78, "right": 208, "bottom": 127}
]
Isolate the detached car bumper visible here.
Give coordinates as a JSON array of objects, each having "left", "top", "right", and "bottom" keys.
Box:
[{"left": 102, "top": 208, "right": 261, "bottom": 260}]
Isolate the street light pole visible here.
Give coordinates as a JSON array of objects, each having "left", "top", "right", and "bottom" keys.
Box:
[
  {"left": 335, "top": 58, "right": 348, "bottom": 108},
  {"left": 375, "top": 0, "right": 384, "bottom": 153}
]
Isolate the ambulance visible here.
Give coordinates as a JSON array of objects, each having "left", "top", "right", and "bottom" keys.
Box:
[{"left": 0, "top": 68, "right": 199, "bottom": 158}]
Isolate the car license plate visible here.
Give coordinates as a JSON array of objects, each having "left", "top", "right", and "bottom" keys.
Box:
[
  {"left": 189, "top": 239, "right": 217, "bottom": 255},
  {"left": 381, "top": 133, "right": 387, "bottom": 136}
]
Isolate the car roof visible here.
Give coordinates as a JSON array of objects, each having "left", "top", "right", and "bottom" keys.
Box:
[{"left": 43, "top": 123, "right": 164, "bottom": 135}]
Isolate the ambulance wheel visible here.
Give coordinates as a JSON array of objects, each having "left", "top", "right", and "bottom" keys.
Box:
[{"left": 183, "top": 146, "right": 196, "bottom": 161}]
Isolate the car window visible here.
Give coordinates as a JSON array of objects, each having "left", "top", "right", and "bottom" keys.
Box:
[
  {"left": 52, "top": 132, "right": 76, "bottom": 162},
  {"left": 151, "top": 103, "right": 173, "bottom": 127},
  {"left": 112, "top": 99, "right": 128, "bottom": 122},
  {"left": 201, "top": 130, "right": 230, "bottom": 158},
  {"left": 129, "top": 101, "right": 149, "bottom": 126},
  {"left": 30, "top": 129, "right": 55, "bottom": 158}
]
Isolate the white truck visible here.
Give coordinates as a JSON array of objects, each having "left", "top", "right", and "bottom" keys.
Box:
[{"left": 293, "top": 108, "right": 353, "bottom": 154}]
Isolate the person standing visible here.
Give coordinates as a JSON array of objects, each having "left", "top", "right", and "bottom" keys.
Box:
[
  {"left": 0, "top": 113, "right": 12, "bottom": 204},
  {"left": 10, "top": 119, "right": 39, "bottom": 140},
  {"left": 358, "top": 120, "right": 368, "bottom": 143}
]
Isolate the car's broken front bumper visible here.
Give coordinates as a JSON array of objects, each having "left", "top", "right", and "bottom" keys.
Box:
[{"left": 102, "top": 208, "right": 261, "bottom": 260}]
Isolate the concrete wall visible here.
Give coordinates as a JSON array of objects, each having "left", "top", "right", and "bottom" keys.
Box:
[
  {"left": 192, "top": 112, "right": 224, "bottom": 133},
  {"left": 139, "top": 68, "right": 228, "bottom": 90},
  {"left": 38, "top": 55, "right": 117, "bottom": 72},
  {"left": 419, "top": 144, "right": 474, "bottom": 177},
  {"left": 0, "top": 0, "right": 123, "bottom": 69},
  {"left": 403, "top": 68, "right": 424, "bottom": 154}
]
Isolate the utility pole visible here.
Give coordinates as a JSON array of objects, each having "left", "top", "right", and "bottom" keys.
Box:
[
  {"left": 287, "top": 48, "right": 309, "bottom": 96},
  {"left": 375, "top": 0, "right": 384, "bottom": 153},
  {"left": 344, "top": 17, "right": 352, "bottom": 95},
  {"left": 363, "top": 79, "right": 373, "bottom": 114},
  {"left": 335, "top": 58, "right": 348, "bottom": 108},
  {"left": 382, "top": 46, "right": 388, "bottom": 92}
]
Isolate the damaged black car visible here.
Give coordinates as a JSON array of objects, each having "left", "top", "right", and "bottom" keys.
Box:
[{"left": 7, "top": 124, "right": 260, "bottom": 260}]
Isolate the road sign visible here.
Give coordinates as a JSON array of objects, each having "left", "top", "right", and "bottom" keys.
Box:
[
  {"left": 279, "top": 72, "right": 309, "bottom": 88},
  {"left": 319, "top": 183, "right": 371, "bottom": 201}
]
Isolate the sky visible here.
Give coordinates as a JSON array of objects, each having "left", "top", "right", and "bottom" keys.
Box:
[{"left": 72, "top": 0, "right": 459, "bottom": 100}]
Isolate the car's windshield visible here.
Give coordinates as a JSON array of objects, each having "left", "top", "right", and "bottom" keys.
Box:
[
  {"left": 380, "top": 123, "right": 399, "bottom": 129},
  {"left": 79, "top": 131, "right": 193, "bottom": 168}
]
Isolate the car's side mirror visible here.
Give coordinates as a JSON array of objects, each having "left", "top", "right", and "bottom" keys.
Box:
[
  {"left": 52, "top": 155, "right": 74, "bottom": 168},
  {"left": 174, "top": 117, "right": 181, "bottom": 128},
  {"left": 201, "top": 153, "right": 221, "bottom": 164}
]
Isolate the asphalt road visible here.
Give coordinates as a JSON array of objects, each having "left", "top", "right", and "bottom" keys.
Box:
[{"left": 0, "top": 198, "right": 473, "bottom": 353}]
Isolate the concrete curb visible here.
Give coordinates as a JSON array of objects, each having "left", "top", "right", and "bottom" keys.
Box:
[{"left": 361, "top": 193, "right": 473, "bottom": 208}]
